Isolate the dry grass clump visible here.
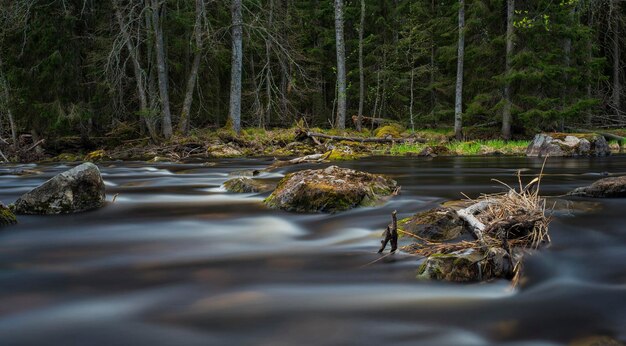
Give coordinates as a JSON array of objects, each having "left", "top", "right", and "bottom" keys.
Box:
[{"left": 401, "top": 168, "right": 552, "bottom": 284}]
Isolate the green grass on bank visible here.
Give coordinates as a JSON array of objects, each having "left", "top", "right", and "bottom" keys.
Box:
[{"left": 390, "top": 139, "right": 531, "bottom": 156}]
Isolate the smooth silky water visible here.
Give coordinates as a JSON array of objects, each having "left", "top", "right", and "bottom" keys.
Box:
[{"left": 1, "top": 156, "right": 625, "bottom": 345}]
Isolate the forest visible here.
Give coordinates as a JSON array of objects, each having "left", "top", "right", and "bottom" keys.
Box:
[
  {"left": 3, "top": 2, "right": 626, "bottom": 345},
  {"left": 0, "top": 0, "right": 624, "bottom": 152}
]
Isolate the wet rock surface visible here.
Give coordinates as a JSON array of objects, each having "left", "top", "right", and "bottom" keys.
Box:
[
  {"left": 569, "top": 175, "right": 626, "bottom": 198},
  {"left": 417, "top": 248, "right": 516, "bottom": 282},
  {"left": 11, "top": 162, "right": 106, "bottom": 214},
  {"left": 264, "top": 165, "right": 397, "bottom": 213},
  {"left": 399, "top": 207, "right": 464, "bottom": 241},
  {"left": 1, "top": 202, "right": 17, "bottom": 226},
  {"left": 223, "top": 177, "right": 274, "bottom": 193},
  {"left": 526, "top": 133, "right": 610, "bottom": 157}
]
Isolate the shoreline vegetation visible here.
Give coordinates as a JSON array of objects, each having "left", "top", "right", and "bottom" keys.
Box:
[{"left": 3, "top": 124, "right": 625, "bottom": 164}]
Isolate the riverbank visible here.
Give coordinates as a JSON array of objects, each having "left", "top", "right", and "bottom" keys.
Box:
[{"left": 5, "top": 126, "right": 625, "bottom": 163}]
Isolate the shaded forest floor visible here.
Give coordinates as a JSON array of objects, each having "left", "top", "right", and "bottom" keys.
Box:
[{"left": 7, "top": 125, "right": 626, "bottom": 163}]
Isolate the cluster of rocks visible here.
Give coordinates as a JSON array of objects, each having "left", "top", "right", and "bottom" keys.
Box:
[{"left": 526, "top": 133, "right": 610, "bottom": 157}]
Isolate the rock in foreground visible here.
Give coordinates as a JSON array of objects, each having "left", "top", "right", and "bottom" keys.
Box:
[
  {"left": 12, "top": 162, "right": 106, "bottom": 214},
  {"left": 569, "top": 175, "right": 626, "bottom": 198},
  {"left": 1, "top": 202, "right": 17, "bottom": 226},
  {"left": 417, "top": 248, "right": 516, "bottom": 282},
  {"left": 526, "top": 133, "right": 609, "bottom": 157},
  {"left": 223, "top": 177, "right": 274, "bottom": 193},
  {"left": 399, "top": 207, "right": 464, "bottom": 241},
  {"left": 265, "top": 165, "right": 397, "bottom": 213}
]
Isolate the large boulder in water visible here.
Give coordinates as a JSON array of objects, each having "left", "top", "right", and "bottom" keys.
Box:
[
  {"left": 417, "top": 248, "right": 516, "bottom": 282},
  {"left": 11, "top": 162, "right": 106, "bottom": 214},
  {"left": 526, "top": 133, "right": 609, "bottom": 157},
  {"left": 1, "top": 202, "right": 17, "bottom": 226},
  {"left": 264, "top": 165, "right": 397, "bottom": 213},
  {"left": 568, "top": 176, "right": 626, "bottom": 198},
  {"left": 399, "top": 207, "right": 464, "bottom": 241}
]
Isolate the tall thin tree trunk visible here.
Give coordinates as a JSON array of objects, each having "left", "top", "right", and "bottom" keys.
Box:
[
  {"left": 334, "top": 0, "right": 347, "bottom": 130},
  {"left": 114, "top": 2, "right": 158, "bottom": 140},
  {"left": 430, "top": 0, "right": 436, "bottom": 117},
  {"left": 0, "top": 55, "right": 17, "bottom": 148},
  {"left": 151, "top": 0, "right": 173, "bottom": 139},
  {"left": 357, "top": 0, "right": 365, "bottom": 131},
  {"left": 409, "top": 67, "right": 415, "bottom": 131},
  {"left": 502, "top": 0, "right": 514, "bottom": 139},
  {"left": 454, "top": 0, "right": 465, "bottom": 140},
  {"left": 611, "top": 0, "right": 621, "bottom": 119},
  {"left": 586, "top": 5, "right": 594, "bottom": 126},
  {"left": 179, "top": 0, "right": 205, "bottom": 135},
  {"left": 264, "top": 0, "right": 274, "bottom": 128},
  {"left": 229, "top": 0, "right": 243, "bottom": 134}
]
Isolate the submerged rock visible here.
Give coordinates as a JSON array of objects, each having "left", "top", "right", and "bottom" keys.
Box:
[
  {"left": 399, "top": 207, "right": 464, "bottom": 241},
  {"left": 526, "top": 133, "right": 609, "bottom": 157},
  {"left": 569, "top": 175, "right": 626, "bottom": 198},
  {"left": 11, "top": 162, "right": 106, "bottom": 214},
  {"left": 417, "top": 248, "right": 515, "bottom": 283},
  {"left": 265, "top": 165, "right": 397, "bottom": 213},
  {"left": 223, "top": 177, "right": 274, "bottom": 193},
  {"left": 228, "top": 169, "right": 261, "bottom": 177},
  {"left": 1, "top": 202, "right": 17, "bottom": 226}
]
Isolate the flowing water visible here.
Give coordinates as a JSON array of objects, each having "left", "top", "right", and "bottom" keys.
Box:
[{"left": 1, "top": 157, "right": 625, "bottom": 345}]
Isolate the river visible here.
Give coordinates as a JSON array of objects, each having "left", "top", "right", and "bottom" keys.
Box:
[{"left": 1, "top": 156, "right": 625, "bottom": 345}]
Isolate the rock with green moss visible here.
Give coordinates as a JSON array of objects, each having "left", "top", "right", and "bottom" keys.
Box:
[
  {"left": 1, "top": 202, "right": 17, "bottom": 226},
  {"left": 223, "top": 177, "right": 274, "bottom": 193},
  {"left": 11, "top": 162, "right": 106, "bottom": 214},
  {"left": 399, "top": 207, "right": 464, "bottom": 241},
  {"left": 265, "top": 165, "right": 397, "bottom": 213},
  {"left": 417, "top": 248, "right": 515, "bottom": 283},
  {"left": 526, "top": 133, "right": 609, "bottom": 157},
  {"left": 374, "top": 124, "right": 404, "bottom": 138},
  {"left": 568, "top": 175, "right": 626, "bottom": 198}
]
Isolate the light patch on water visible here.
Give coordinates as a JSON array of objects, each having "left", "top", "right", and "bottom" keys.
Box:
[{"left": 112, "top": 193, "right": 264, "bottom": 204}]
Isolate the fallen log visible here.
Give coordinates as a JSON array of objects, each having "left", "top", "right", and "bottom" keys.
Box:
[
  {"left": 456, "top": 199, "right": 497, "bottom": 247},
  {"left": 303, "top": 131, "right": 426, "bottom": 144},
  {"left": 351, "top": 115, "right": 394, "bottom": 127},
  {"left": 266, "top": 152, "right": 331, "bottom": 171}
]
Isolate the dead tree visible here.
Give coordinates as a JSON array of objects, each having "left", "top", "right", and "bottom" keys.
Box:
[{"left": 379, "top": 210, "right": 398, "bottom": 253}]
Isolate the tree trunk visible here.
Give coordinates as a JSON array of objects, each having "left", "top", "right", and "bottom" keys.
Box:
[
  {"left": 151, "top": 0, "right": 173, "bottom": 139},
  {"left": 501, "top": 0, "right": 514, "bottom": 140},
  {"left": 179, "top": 0, "right": 205, "bottom": 135},
  {"left": 264, "top": 0, "right": 274, "bottom": 128},
  {"left": 229, "top": 0, "right": 243, "bottom": 134},
  {"left": 113, "top": 2, "right": 158, "bottom": 141},
  {"left": 611, "top": 0, "right": 621, "bottom": 119},
  {"left": 357, "top": 0, "right": 365, "bottom": 132},
  {"left": 334, "top": 0, "right": 347, "bottom": 130},
  {"left": 0, "top": 55, "right": 17, "bottom": 148},
  {"left": 454, "top": 0, "right": 465, "bottom": 140}
]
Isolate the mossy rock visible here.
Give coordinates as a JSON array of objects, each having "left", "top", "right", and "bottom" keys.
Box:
[
  {"left": 526, "top": 133, "right": 609, "bottom": 157},
  {"left": 327, "top": 149, "right": 362, "bottom": 161},
  {"left": 374, "top": 124, "right": 404, "bottom": 138},
  {"left": 568, "top": 175, "right": 626, "bottom": 198},
  {"left": 265, "top": 165, "right": 397, "bottom": 213},
  {"left": 223, "top": 177, "right": 274, "bottom": 193},
  {"left": 1, "top": 202, "right": 17, "bottom": 226},
  {"left": 417, "top": 248, "right": 514, "bottom": 283},
  {"left": 84, "top": 149, "right": 110, "bottom": 162},
  {"left": 399, "top": 207, "right": 464, "bottom": 241},
  {"left": 53, "top": 153, "right": 82, "bottom": 162}
]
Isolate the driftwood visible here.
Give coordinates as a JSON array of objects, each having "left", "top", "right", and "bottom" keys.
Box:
[
  {"left": 456, "top": 199, "right": 497, "bottom": 247},
  {"left": 303, "top": 131, "right": 426, "bottom": 144},
  {"left": 266, "top": 152, "right": 331, "bottom": 171},
  {"left": 378, "top": 210, "right": 398, "bottom": 253}
]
